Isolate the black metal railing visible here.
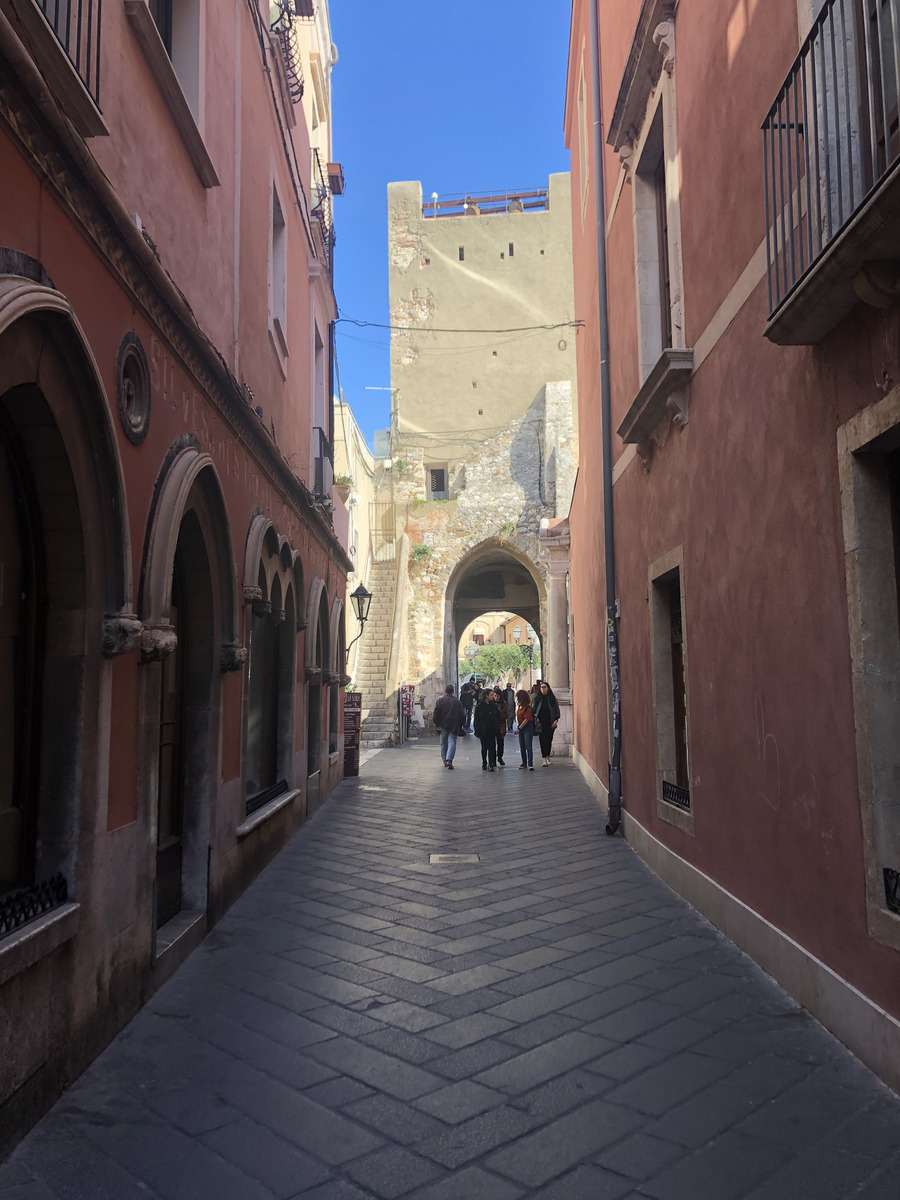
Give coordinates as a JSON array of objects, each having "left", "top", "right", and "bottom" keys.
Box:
[
  {"left": 763, "top": 0, "right": 900, "bottom": 314},
  {"left": 245, "top": 778, "right": 289, "bottom": 818},
  {"left": 662, "top": 780, "right": 691, "bottom": 811},
  {"left": 311, "top": 148, "right": 336, "bottom": 272},
  {"left": 885, "top": 866, "right": 900, "bottom": 914},
  {"left": 0, "top": 872, "right": 68, "bottom": 937},
  {"left": 313, "top": 424, "right": 333, "bottom": 501},
  {"left": 38, "top": 0, "right": 102, "bottom": 105},
  {"left": 270, "top": 0, "right": 304, "bottom": 103}
]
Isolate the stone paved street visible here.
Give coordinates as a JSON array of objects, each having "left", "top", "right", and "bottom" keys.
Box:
[{"left": 3, "top": 739, "right": 900, "bottom": 1199}]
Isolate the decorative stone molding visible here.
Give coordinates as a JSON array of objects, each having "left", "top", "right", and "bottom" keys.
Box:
[
  {"left": 296, "top": 618, "right": 308, "bottom": 632},
  {"left": 243, "top": 585, "right": 264, "bottom": 605},
  {"left": 252, "top": 598, "right": 272, "bottom": 618},
  {"left": 305, "top": 665, "right": 323, "bottom": 682},
  {"left": 653, "top": 19, "right": 675, "bottom": 76},
  {"left": 339, "top": 673, "right": 352, "bottom": 688},
  {"left": 607, "top": 0, "right": 677, "bottom": 153},
  {"left": 115, "top": 332, "right": 151, "bottom": 445},
  {"left": 617, "top": 347, "right": 693, "bottom": 472},
  {"left": 618, "top": 141, "right": 635, "bottom": 182},
  {"left": 140, "top": 624, "right": 177, "bottom": 662},
  {"left": 273, "top": 608, "right": 286, "bottom": 625},
  {"left": 220, "top": 642, "right": 248, "bottom": 672},
  {"left": 102, "top": 614, "right": 143, "bottom": 657}
]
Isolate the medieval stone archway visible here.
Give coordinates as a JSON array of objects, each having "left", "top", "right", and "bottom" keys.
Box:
[{"left": 442, "top": 539, "right": 547, "bottom": 696}]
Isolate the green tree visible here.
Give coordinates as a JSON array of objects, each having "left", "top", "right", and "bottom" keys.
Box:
[{"left": 471, "top": 643, "right": 535, "bottom": 685}]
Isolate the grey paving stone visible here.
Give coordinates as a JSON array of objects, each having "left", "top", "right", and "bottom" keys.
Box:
[
  {"left": 404, "top": 1165, "right": 523, "bottom": 1200},
  {"left": 582, "top": 998, "right": 684, "bottom": 1043},
  {"left": 604, "top": 1050, "right": 733, "bottom": 1117},
  {"left": 486, "top": 1097, "right": 646, "bottom": 1186},
  {"left": 304, "top": 1005, "right": 385, "bottom": 1037},
  {"left": 343, "top": 1146, "right": 443, "bottom": 1199},
  {"left": 197, "top": 1014, "right": 340, "bottom": 1090},
  {"left": 421, "top": 1013, "right": 514, "bottom": 1050},
  {"left": 741, "top": 1145, "right": 887, "bottom": 1200},
  {"left": 367, "top": 1002, "right": 449, "bottom": 1034},
  {"left": 596, "top": 1130, "right": 685, "bottom": 1181},
  {"left": 513, "top": 1067, "right": 615, "bottom": 1120},
  {"left": 305, "top": 1038, "right": 443, "bottom": 1101},
  {"left": 361, "top": 1028, "right": 448, "bottom": 1065},
  {"left": 302, "top": 1077, "right": 374, "bottom": 1108},
  {"left": 638, "top": 1129, "right": 793, "bottom": 1200},
  {"left": 146, "top": 1085, "right": 241, "bottom": 1135},
  {"left": 201, "top": 1117, "right": 332, "bottom": 1196},
  {"left": 475, "top": 1031, "right": 611, "bottom": 1095},
  {"left": 496, "top": 1013, "right": 583, "bottom": 1050},
  {"left": 415, "top": 1105, "right": 539, "bottom": 1169},
  {"left": 0, "top": 1184, "right": 62, "bottom": 1200},
  {"left": 295, "top": 1180, "right": 378, "bottom": 1199},
  {"left": 429, "top": 988, "right": 509, "bottom": 1019},
  {"left": 487, "top": 979, "right": 596, "bottom": 1023},
  {"left": 735, "top": 1076, "right": 872, "bottom": 1148},
  {"left": 490, "top": 965, "right": 573, "bottom": 997},
  {"left": 342, "top": 1096, "right": 447, "bottom": 1145},
  {"left": 413, "top": 1080, "right": 505, "bottom": 1125},
  {"left": 427, "top": 1039, "right": 520, "bottom": 1082},
  {"left": 218, "top": 1075, "right": 384, "bottom": 1165},
  {"left": 363, "top": 957, "right": 445, "bottom": 984},
  {"left": 429, "top": 966, "right": 515, "bottom": 995},
  {"left": 531, "top": 1164, "right": 634, "bottom": 1199}
]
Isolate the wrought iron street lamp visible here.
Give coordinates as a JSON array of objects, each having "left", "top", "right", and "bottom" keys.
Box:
[{"left": 346, "top": 583, "right": 373, "bottom": 656}]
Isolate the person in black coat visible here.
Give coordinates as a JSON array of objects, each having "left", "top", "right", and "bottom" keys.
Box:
[
  {"left": 533, "top": 681, "right": 560, "bottom": 765},
  {"left": 473, "top": 691, "right": 501, "bottom": 771}
]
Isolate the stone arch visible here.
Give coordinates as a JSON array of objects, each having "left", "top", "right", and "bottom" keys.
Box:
[
  {"left": 0, "top": 274, "right": 131, "bottom": 908},
  {"left": 304, "top": 574, "right": 328, "bottom": 667},
  {"left": 139, "top": 441, "right": 237, "bottom": 938}
]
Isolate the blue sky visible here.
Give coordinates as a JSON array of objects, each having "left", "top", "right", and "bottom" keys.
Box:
[{"left": 330, "top": 2, "right": 573, "bottom": 445}]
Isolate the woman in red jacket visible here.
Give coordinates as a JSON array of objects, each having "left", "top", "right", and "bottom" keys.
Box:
[{"left": 516, "top": 689, "right": 536, "bottom": 770}]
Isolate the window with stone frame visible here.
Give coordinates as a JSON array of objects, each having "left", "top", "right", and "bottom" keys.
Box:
[
  {"left": 633, "top": 100, "right": 680, "bottom": 379},
  {"left": 838, "top": 393, "right": 900, "bottom": 948},
  {"left": 245, "top": 533, "right": 296, "bottom": 812},
  {"left": 149, "top": 0, "right": 202, "bottom": 121},
  {"left": 427, "top": 464, "right": 449, "bottom": 500}
]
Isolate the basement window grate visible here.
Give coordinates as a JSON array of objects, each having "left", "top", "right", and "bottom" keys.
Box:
[
  {"left": 0, "top": 873, "right": 68, "bottom": 937},
  {"left": 429, "top": 854, "right": 479, "bottom": 864},
  {"left": 885, "top": 868, "right": 900, "bottom": 915},
  {"left": 662, "top": 781, "right": 691, "bottom": 811},
  {"left": 245, "top": 779, "right": 289, "bottom": 817}
]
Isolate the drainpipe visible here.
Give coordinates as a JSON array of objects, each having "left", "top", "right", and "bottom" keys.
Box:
[{"left": 588, "top": 0, "right": 623, "bottom": 835}]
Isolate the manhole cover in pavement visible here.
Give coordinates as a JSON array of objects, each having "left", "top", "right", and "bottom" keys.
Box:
[{"left": 429, "top": 854, "right": 480, "bottom": 864}]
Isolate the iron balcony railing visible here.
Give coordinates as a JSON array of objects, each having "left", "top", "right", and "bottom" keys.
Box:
[
  {"left": 38, "top": 0, "right": 102, "bottom": 104},
  {"left": 313, "top": 424, "right": 333, "bottom": 502},
  {"left": 762, "top": 0, "right": 900, "bottom": 315},
  {"left": 311, "top": 148, "right": 335, "bottom": 272},
  {"left": 269, "top": 0, "right": 304, "bottom": 103},
  {"left": 423, "top": 188, "right": 549, "bottom": 218}
]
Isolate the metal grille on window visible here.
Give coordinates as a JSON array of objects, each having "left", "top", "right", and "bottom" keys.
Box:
[{"left": 429, "top": 467, "right": 448, "bottom": 498}]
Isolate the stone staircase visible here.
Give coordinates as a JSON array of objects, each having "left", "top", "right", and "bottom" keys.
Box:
[{"left": 354, "top": 560, "right": 399, "bottom": 749}]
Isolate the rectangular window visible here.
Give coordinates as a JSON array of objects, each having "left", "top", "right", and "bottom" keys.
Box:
[
  {"left": 578, "top": 59, "right": 590, "bottom": 214},
  {"left": 654, "top": 155, "right": 673, "bottom": 351},
  {"left": 458, "top": 247, "right": 465, "bottom": 262},
  {"left": 508, "top": 242, "right": 515, "bottom": 257},
  {"left": 269, "top": 187, "right": 287, "bottom": 354},
  {"left": 649, "top": 550, "right": 693, "bottom": 833},
  {"left": 428, "top": 466, "right": 449, "bottom": 500}
]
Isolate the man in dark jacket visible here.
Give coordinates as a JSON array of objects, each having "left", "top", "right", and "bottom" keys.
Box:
[
  {"left": 460, "top": 676, "right": 476, "bottom": 731},
  {"left": 433, "top": 685, "right": 465, "bottom": 769},
  {"left": 474, "top": 690, "right": 501, "bottom": 771}
]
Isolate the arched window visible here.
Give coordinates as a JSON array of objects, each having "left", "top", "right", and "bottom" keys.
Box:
[
  {"left": 244, "top": 523, "right": 296, "bottom": 815},
  {"left": 328, "top": 599, "right": 345, "bottom": 756}
]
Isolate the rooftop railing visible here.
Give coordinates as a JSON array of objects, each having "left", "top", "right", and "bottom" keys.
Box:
[
  {"left": 422, "top": 189, "right": 549, "bottom": 218},
  {"left": 762, "top": 0, "right": 900, "bottom": 318}
]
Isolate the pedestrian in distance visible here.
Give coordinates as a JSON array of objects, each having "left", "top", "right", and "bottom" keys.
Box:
[
  {"left": 474, "top": 689, "right": 501, "bottom": 771},
  {"left": 432, "top": 685, "right": 465, "bottom": 769},
  {"left": 460, "top": 676, "right": 476, "bottom": 732},
  {"left": 516, "top": 688, "right": 536, "bottom": 770},
  {"left": 492, "top": 688, "right": 508, "bottom": 766},
  {"left": 533, "top": 680, "right": 560, "bottom": 765},
  {"left": 504, "top": 681, "right": 517, "bottom": 728}
]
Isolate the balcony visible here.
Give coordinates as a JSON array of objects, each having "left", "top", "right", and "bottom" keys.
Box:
[
  {"left": 2, "top": 0, "right": 106, "bottom": 135},
  {"left": 311, "top": 148, "right": 336, "bottom": 273},
  {"left": 313, "top": 424, "right": 333, "bottom": 503},
  {"left": 762, "top": 0, "right": 900, "bottom": 344}
]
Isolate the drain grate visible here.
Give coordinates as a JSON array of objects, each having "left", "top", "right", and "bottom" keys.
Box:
[{"left": 429, "top": 853, "right": 480, "bottom": 864}]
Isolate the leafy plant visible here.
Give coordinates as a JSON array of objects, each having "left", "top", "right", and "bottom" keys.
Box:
[
  {"left": 410, "top": 543, "right": 432, "bottom": 564},
  {"left": 334, "top": 474, "right": 353, "bottom": 486}
]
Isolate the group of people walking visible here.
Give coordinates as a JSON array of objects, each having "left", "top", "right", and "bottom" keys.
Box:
[{"left": 431, "top": 677, "right": 560, "bottom": 771}]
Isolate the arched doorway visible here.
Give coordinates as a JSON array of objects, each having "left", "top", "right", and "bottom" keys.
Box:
[
  {"left": 0, "top": 276, "right": 129, "bottom": 921},
  {"left": 140, "top": 442, "right": 236, "bottom": 942},
  {"left": 444, "top": 540, "right": 545, "bottom": 692}
]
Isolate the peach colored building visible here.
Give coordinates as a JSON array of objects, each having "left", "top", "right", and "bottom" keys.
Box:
[
  {"left": 565, "top": 0, "right": 900, "bottom": 1091},
  {"left": 0, "top": 0, "right": 349, "bottom": 1149}
]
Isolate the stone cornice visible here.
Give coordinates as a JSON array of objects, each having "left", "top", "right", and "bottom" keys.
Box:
[
  {"left": 0, "top": 11, "right": 352, "bottom": 576},
  {"left": 607, "top": 0, "right": 677, "bottom": 153}
]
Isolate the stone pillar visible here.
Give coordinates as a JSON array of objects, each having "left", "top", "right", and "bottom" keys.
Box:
[{"left": 540, "top": 521, "right": 572, "bottom": 752}]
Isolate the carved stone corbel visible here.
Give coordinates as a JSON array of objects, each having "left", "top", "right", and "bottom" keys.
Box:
[
  {"left": 243, "top": 585, "right": 263, "bottom": 605},
  {"left": 296, "top": 618, "right": 308, "bottom": 632},
  {"left": 252, "top": 598, "right": 272, "bottom": 618},
  {"left": 273, "top": 608, "right": 286, "bottom": 625},
  {"left": 220, "top": 642, "right": 249, "bottom": 672},
  {"left": 305, "top": 665, "right": 323, "bottom": 682},
  {"left": 339, "top": 673, "right": 352, "bottom": 688},
  {"left": 102, "top": 614, "right": 143, "bottom": 657},
  {"left": 653, "top": 19, "right": 675, "bottom": 76},
  {"left": 141, "top": 624, "right": 177, "bottom": 662},
  {"left": 666, "top": 386, "right": 689, "bottom": 429},
  {"left": 636, "top": 440, "right": 653, "bottom": 474},
  {"left": 618, "top": 141, "right": 635, "bottom": 183}
]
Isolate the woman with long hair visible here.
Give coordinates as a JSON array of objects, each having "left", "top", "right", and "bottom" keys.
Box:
[
  {"left": 533, "top": 680, "right": 560, "bottom": 765},
  {"left": 515, "top": 688, "right": 536, "bottom": 770}
]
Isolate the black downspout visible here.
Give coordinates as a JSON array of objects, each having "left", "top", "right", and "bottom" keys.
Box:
[
  {"left": 327, "top": 320, "right": 336, "bottom": 463},
  {"left": 588, "top": 0, "right": 623, "bottom": 835}
]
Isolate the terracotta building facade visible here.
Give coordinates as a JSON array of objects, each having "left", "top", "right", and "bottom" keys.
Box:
[
  {"left": 0, "top": 0, "right": 349, "bottom": 1150},
  {"left": 565, "top": 0, "right": 900, "bottom": 1090}
]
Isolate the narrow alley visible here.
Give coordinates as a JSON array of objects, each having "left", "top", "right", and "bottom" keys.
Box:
[{"left": 2, "top": 743, "right": 899, "bottom": 1200}]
